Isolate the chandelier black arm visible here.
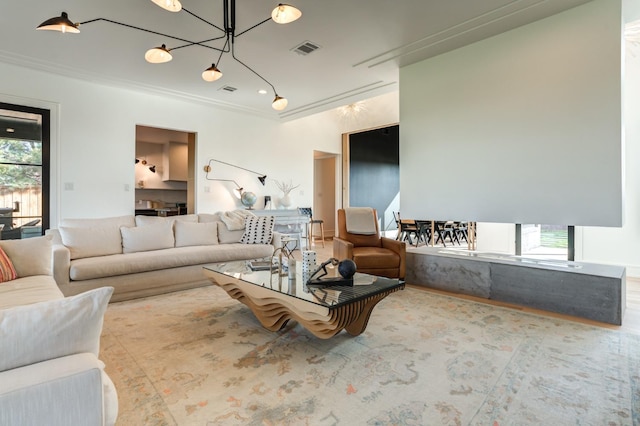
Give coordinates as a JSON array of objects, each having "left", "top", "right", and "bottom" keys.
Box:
[
  {"left": 231, "top": 45, "right": 277, "bottom": 95},
  {"left": 171, "top": 35, "right": 229, "bottom": 52},
  {"left": 182, "top": 7, "right": 225, "bottom": 34},
  {"left": 235, "top": 17, "right": 271, "bottom": 38},
  {"left": 78, "top": 18, "right": 221, "bottom": 51}
]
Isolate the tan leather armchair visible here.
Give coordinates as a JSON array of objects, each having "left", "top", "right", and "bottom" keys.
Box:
[{"left": 333, "top": 208, "right": 406, "bottom": 279}]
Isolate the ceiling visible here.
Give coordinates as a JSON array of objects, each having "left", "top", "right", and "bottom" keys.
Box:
[{"left": 1, "top": 0, "right": 594, "bottom": 121}]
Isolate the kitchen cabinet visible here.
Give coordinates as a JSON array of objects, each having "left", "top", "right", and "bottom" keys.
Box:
[{"left": 162, "top": 142, "right": 188, "bottom": 182}]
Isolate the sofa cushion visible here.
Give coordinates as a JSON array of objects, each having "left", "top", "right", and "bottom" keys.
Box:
[
  {"left": 240, "top": 216, "right": 275, "bottom": 244},
  {"left": 0, "top": 247, "right": 17, "bottom": 283},
  {"left": 135, "top": 214, "right": 198, "bottom": 227},
  {"left": 0, "top": 286, "right": 113, "bottom": 372},
  {"left": 174, "top": 221, "right": 218, "bottom": 247},
  {"left": 69, "top": 244, "right": 274, "bottom": 281},
  {"left": 218, "top": 224, "right": 244, "bottom": 244},
  {"left": 198, "top": 214, "right": 244, "bottom": 244},
  {"left": 0, "top": 236, "right": 52, "bottom": 277},
  {"left": 352, "top": 247, "right": 400, "bottom": 269},
  {"left": 60, "top": 215, "right": 135, "bottom": 229},
  {"left": 59, "top": 225, "right": 122, "bottom": 260},
  {"left": 121, "top": 221, "right": 174, "bottom": 254},
  {"left": 0, "top": 276, "right": 63, "bottom": 309}
]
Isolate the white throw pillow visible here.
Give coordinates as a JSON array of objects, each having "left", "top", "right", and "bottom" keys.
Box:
[
  {"left": 59, "top": 226, "right": 123, "bottom": 260},
  {"left": 174, "top": 221, "right": 218, "bottom": 247},
  {"left": 120, "top": 222, "right": 174, "bottom": 253},
  {"left": 0, "top": 286, "right": 113, "bottom": 372},
  {"left": 0, "top": 235, "right": 52, "bottom": 277},
  {"left": 240, "top": 216, "right": 275, "bottom": 244}
]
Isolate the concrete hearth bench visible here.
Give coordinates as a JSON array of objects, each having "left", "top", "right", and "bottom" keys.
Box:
[
  {"left": 48, "top": 213, "right": 276, "bottom": 302},
  {"left": 407, "top": 247, "right": 626, "bottom": 325}
]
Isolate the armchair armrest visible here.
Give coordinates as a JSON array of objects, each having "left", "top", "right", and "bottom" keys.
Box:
[
  {"left": 52, "top": 243, "right": 71, "bottom": 288},
  {"left": 333, "top": 237, "right": 354, "bottom": 261},
  {"left": 381, "top": 237, "right": 406, "bottom": 279}
]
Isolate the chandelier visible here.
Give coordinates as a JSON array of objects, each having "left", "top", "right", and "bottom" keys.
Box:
[{"left": 36, "top": 1, "right": 302, "bottom": 111}]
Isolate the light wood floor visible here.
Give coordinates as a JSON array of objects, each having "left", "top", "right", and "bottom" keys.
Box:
[{"left": 301, "top": 239, "right": 640, "bottom": 335}]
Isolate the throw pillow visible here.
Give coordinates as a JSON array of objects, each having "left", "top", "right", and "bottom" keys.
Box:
[
  {"left": 0, "top": 235, "right": 52, "bottom": 277},
  {"left": 120, "top": 221, "right": 175, "bottom": 253},
  {"left": 240, "top": 216, "right": 275, "bottom": 244},
  {"left": 174, "top": 221, "right": 218, "bottom": 247},
  {"left": 0, "top": 286, "right": 113, "bottom": 372},
  {"left": 0, "top": 247, "right": 17, "bottom": 283}
]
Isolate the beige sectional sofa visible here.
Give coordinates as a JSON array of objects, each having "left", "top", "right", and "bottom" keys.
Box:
[
  {"left": 49, "top": 213, "right": 275, "bottom": 302},
  {"left": 0, "top": 236, "right": 117, "bottom": 426}
]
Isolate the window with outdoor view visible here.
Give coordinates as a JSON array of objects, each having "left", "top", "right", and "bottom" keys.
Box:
[{"left": 0, "top": 102, "right": 49, "bottom": 240}]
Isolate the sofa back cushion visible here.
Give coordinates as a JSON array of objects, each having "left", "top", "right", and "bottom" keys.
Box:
[
  {"left": 0, "top": 236, "right": 52, "bottom": 277},
  {"left": 0, "top": 286, "right": 113, "bottom": 372},
  {"left": 61, "top": 215, "right": 135, "bottom": 229},
  {"left": 121, "top": 221, "right": 175, "bottom": 253},
  {"left": 174, "top": 221, "right": 218, "bottom": 247},
  {"left": 135, "top": 214, "right": 198, "bottom": 227},
  {"left": 198, "top": 213, "right": 243, "bottom": 244},
  {"left": 59, "top": 225, "right": 123, "bottom": 260}
]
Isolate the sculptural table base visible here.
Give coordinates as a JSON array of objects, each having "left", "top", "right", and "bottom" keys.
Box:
[{"left": 203, "top": 268, "right": 404, "bottom": 339}]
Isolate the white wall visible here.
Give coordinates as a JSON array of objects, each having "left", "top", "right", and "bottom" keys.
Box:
[
  {"left": 0, "top": 60, "right": 398, "bottom": 227},
  {"left": 576, "top": 35, "right": 640, "bottom": 275},
  {"left": 400, "top": 0, "right": 623, "bottom": 227},
  {"left": 470, "top": 21, "right": 640, "bottom": 277}
]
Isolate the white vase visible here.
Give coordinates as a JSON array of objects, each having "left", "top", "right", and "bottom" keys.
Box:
[{"left": 280, "top": 194, "right": 292, "bottom": 208}]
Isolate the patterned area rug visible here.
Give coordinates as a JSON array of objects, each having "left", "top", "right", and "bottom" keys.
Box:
[{"left": 100, "top": 285, "right": 640, "bottom": 425}]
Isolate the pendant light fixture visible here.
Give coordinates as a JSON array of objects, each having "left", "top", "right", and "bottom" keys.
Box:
[
  {"left": 36, "top": 12, "right": 80, "bottom": 34},
  {"left": 151, "top": 0, "right": 182, "bottom": 13},
  {"left": 271, "top": 4, "right": 303, "bottom": 24},
  {"left": 272, "top": 95, "right": 288, "bottom": 111},
  {"left": 202, "top": 64, "right": 223, "bottom": 82},
  {"left": 144, "top": 44, "right": 173, "bottom": 64},
  {"left": 36, "top": 0, "right": 301, "bottom": 111}
]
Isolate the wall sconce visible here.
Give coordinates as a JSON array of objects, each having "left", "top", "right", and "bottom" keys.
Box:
[
  {"left": 135, "top": 158, "right": 157, "bottom": 173},
  {"left": 203, "top": 158, "right": 266, "bottom": 185}
]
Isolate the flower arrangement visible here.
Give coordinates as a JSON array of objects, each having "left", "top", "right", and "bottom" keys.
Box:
[{"left": 274, "top": 180, "right": 300, "bottom": 196}]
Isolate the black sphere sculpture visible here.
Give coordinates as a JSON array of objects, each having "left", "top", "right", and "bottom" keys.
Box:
[{"left": 338, "top": 259, "right": 357, "bottom": 279}]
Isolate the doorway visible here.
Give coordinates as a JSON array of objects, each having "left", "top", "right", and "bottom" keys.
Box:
[
  {"left": 0, "top": 102, "right": 50, "bottom": 239},
  {"left": 342, "top": 125, "right": 399, "bottom": 235},
  {"left": 135, "top": 125, "right": 195, "bottom": 216},
  {"left": 313, "top": 151, "right": 338, "bottom": 238}
]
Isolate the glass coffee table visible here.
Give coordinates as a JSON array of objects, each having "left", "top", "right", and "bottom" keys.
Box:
[{"left": 203, "top": 260, "right": 404, "bottom": 339}]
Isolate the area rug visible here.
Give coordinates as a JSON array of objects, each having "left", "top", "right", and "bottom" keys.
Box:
[{"left": 100, "top": 285, "right": 640, "bottom": 425}]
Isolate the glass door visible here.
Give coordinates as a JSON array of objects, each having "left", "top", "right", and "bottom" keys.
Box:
[{"left": 0, "top": 102, "right": 49, "bottom": 240}]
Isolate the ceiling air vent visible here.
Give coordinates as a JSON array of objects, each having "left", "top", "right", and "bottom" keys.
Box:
[
  {"left": 291, "top": 40, "right": 321, "bottom": 56},
  {"left": 219, "top": 85, "right": 237, "bottom": 93}
]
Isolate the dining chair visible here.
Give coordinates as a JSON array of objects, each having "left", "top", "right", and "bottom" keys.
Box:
[
  {"left": 395, "top": 212, "right": 419, "bottom": 245},
  {"left": 298, "top": 207, "right": 325, "bottom": 248}
]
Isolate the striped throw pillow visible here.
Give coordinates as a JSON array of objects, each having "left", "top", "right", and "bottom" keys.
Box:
[{"left": 0, "top": 247, "right": 17, "bottom": 283}]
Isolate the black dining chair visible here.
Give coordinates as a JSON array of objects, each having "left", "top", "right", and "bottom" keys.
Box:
[
  {"left": 394, "top": 212, "right": 419, "bottom": 245},
  {"left": 298, "top": 207, "right": 325, "bottom": 248}
]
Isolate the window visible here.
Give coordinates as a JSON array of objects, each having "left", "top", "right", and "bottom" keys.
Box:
[
  {"left": 0, "top": 102, "right": 50, "bottom": 240},
  {"left": 516, "top": 224, "right": 575, "bottom": 261}
]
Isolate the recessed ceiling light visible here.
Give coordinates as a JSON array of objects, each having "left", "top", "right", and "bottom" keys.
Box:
[
  {"left": 257, "top": 89, "right": 267, "bottom": 95},
  {"left": 6, "top": 128, "right": 15, "bottom": 133}
]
